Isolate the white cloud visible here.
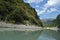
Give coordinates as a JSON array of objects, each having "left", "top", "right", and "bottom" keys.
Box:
[
  {"left": 47, "top": 8, "right": 57, "bottom": 13},
  {"left": 44, "top": 0, "right": 60, "bottom": 7},
  {"left": 36, "top": 7, "right": 47, "bottom": 15},
  {"left": 25, "top": 0, "right": 43, "bottom": 4},
  {"left": 36, "top": 7, "right": 57, "bottom": 15},
  {"left": 24, "top": 0, "right": 60, "bottom": 15},
  {"left": 37, "top": 0, "right": 60, "bottom": 15},
  {"left": 36, "top": 7, "right": 48, "bottom": 15}
]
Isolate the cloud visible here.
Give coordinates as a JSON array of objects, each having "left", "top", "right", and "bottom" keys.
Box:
[
  {"left": 37, "top": 0, "right": 60, "bottom": 15},
  {"left": 36, "top": 7, "right": 57, "bottom": 15},
  {"left": 44, "top": 0, "right": 60, "bottom": 7},
  {"left": 37, "top": 8, "right": 57, "bottom": 15},
  {"left": 36, "top": 7, "right": 47, "bottom": 15},
  {"left": 47, "top": 8, "right": 57, "bottom": 13},
  {"left": 24, "top": 0, "right": 43, "bottom": 4},
  {"left": 24, "top": 0, "right": 60, "bottom": 15}
]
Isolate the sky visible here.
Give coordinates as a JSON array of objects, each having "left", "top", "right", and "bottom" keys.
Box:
[{"left": 23, "top": 0, "right": 60, "bottom": 19}]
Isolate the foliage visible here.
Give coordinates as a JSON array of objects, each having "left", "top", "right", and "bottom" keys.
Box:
[
  {"left": 42, "top": 19, "right": 56, "bottom": 27},
  {"left": 56, "top": 14, "right": 60, "bottom": 28},
  {"left": 0, "top": 0, "right": 43, "bottom": 27}
]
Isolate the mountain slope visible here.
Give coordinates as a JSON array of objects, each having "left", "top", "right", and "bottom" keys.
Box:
[
  {"left": 0, "top": 0, "right": 43, "bottom": 27},
  {"left": 55, "top": 14, "right": 60, "bottom": 28},
  {"left": 41, "top": 18, "right": 56, "bottom": 27}
]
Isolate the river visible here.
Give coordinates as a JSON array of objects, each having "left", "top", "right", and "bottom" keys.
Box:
[{"left": 0, "top": 29, "right": 60, "bottom": 40}]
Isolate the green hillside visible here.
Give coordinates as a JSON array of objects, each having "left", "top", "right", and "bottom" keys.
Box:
[
  {"left": 55, "top": 14, "right": 60, "bottom": 28},
  {"left": 41, "top": 18, "right": 56, "bottom": 27},
  {"left": 0, "top": 0, "right": 43, "bottom": 26}
]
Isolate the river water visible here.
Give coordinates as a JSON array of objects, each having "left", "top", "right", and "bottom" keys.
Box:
[{"left": 0, "top": 29, "right": 60, "bottom": 40}]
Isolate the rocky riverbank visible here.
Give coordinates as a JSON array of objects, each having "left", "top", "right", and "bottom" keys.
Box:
[
  {"left": 0, "top": 22, "right": 43, "bottom": 31},
  {"left": 0, "top": 21, "right": 60, "bottom": 31}
]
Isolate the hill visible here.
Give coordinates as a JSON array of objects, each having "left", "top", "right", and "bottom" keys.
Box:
[
  {"left": 0, "top": 0, "right": 43, "bottom": 27},
  {"left": 55, "top": 14, "right": 60, "bottom": 28},
  {"left": 41, "top": 18, "right": 56, "bottom": 27}
]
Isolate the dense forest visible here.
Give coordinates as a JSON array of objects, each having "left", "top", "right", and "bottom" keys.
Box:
[{"left": 0, "top": 0, "right": 43, "bottom": 26}]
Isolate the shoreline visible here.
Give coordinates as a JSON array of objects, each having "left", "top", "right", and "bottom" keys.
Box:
[
  {"left": 0, "top": 22, "right": 43, "bottom": 31},
  {"left": 44, "top": 27, "right": 59, "bottom": 31},
  {"left": 0, "top": 22, "right": 60, "bottom": 31}
]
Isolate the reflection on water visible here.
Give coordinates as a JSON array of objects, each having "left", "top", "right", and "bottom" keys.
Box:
[
  {"left": 0, "top": 29, "right": 60, "bottom": 40},
  {"left": 38, "top": 30, "right": 60, "bottom": 40},
  {"left": 0, "top": 30, "right": 41, "bottom": 40},
  {"left": 38, "top": 36, "right": 56, "bottom": 40}
]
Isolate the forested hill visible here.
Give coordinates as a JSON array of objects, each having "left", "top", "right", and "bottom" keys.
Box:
[
  {"left": 0, "top": 0, "right": 43, "bottom": 26},
  {"left": 55, "top": 14, "right": 60, "bottom": 28}
]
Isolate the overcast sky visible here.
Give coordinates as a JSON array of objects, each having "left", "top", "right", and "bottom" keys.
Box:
[{"left": 23, "top": 0, "right": 60, "bottom": 19}]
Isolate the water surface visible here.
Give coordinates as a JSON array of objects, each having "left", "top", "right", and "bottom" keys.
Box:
[
  {"left": 0, "top": 29, "right": 60, "bottom": 40},
  {"left": 38, "top": 30, "right": 60, "bottom": 40}
]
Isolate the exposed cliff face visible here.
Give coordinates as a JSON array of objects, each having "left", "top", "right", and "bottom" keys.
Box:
[{"left": 0, "top": 0, "right": 43, "bottom": 26}]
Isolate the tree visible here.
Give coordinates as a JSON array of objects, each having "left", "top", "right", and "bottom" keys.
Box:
[{"left": 56, "top": 14, "right": 60, "bottom": 28}]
